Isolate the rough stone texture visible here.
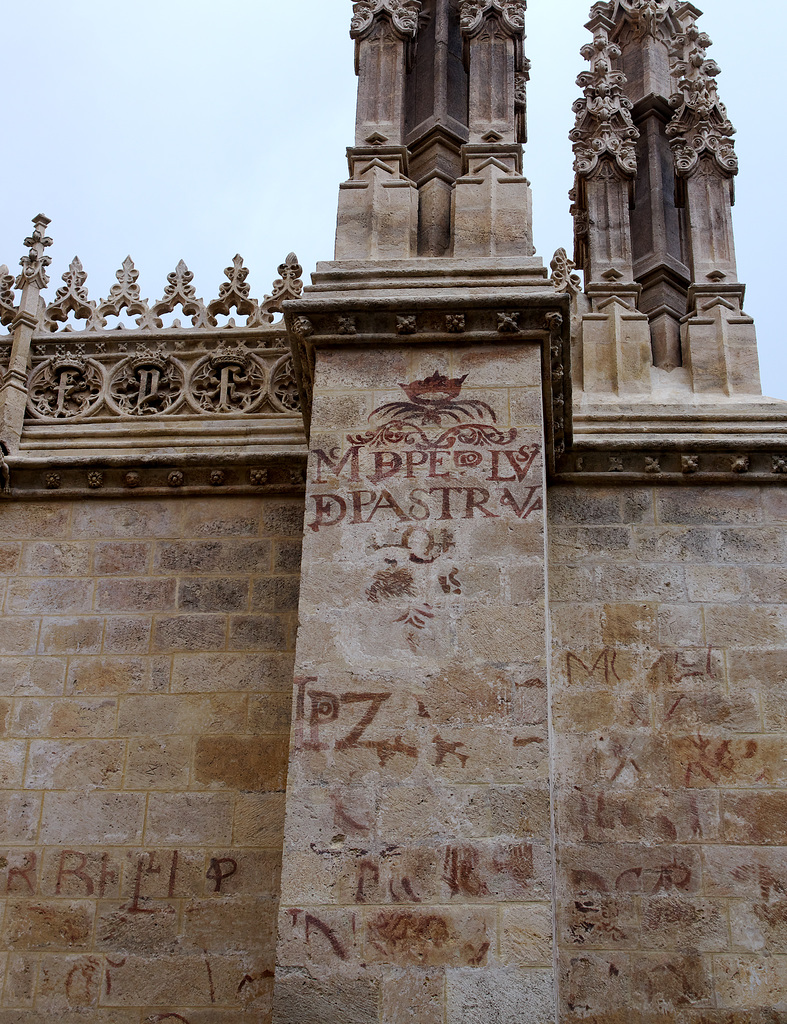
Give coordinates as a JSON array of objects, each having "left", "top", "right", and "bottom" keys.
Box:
[
  {"left": 549, "top": 483, "right": 787, "bottom": 1020},
  {"left": 0, "top": 495, "right": 301, "bottom": 1021}
]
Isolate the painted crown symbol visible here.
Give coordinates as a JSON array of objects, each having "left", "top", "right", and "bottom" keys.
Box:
[{"left": 399, "top": 372, "right": 468, "bottom": 404}]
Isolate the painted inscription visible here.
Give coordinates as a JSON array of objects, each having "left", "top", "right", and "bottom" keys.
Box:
[{"left": 308, "top": 372, "right": 542, "bottom": 532}]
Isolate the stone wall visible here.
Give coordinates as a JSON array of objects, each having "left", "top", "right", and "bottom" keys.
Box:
[
  {"left": 0, "top": 494, "right": 302, "bottom": 1022},
  {"left": 549, "top": 483, "right": 787, "bottom": 1020}
]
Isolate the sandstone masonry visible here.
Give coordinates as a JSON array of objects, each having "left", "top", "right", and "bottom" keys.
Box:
[{"left": 0, "top": 1, "right": 785, "bottom": 1021}]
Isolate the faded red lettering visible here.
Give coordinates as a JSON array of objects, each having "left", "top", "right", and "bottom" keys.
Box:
[
  {"left": 308, "top": 493, "right": 347, "bottom": 532},
  {"left": 8, "top": 852, "right": 37, "bottom": 894},
  {"left": 206, "top": 857, "right": 237, "bottom": 893},
  {"left": 312, "top": 446, "right": 361, "bottom": 484},
  {"left": 464, "top": 487, "right": 498, "bottom": 518},
  {"left": 369, "top": 451, "right": 403, "bottom": 483},
  {"left": 56, "top": 850, "right": 92, "bottom": 896}
]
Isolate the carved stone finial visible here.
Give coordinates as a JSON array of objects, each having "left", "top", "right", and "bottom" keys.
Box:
[
  {"left": 459, "top": 0, "right": 527, "bottom": 37},
  {"left": 0, "top": 266, "right": 18, "bottom": 327},
  {"left": 98, "top": 257, "right": 151, "bottom": 321},
  {"left": 666, "top": 11, "right": 737, "bottom": 177},
  {"left": 16, "top": 213, "right": 53, "bottom": 291},
  {"left": 44, "top": 257, "right": 103, "bottom": 332},
  {"left": 550, "top": 249, "right": 582, "bottom": 297},
  {"left": 260, "top": 253, "right": 304, "bottom": 319},
  {"left": 350, "top": 0, "right": 422, "bottom": 39},
  {"left": 570, "top": 10, "right": 639, "bottom": 177}
]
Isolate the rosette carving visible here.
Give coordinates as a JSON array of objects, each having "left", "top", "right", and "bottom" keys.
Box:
[
  {"left": 667, "top": 15, "right": 737, "bottom": 177},
  {"left": 570, "top": 15, "right": 638, "bottom": 177},
  {"left": 28, "top": 354, "right": 104, "bottom": 419},
  {"left": 350, "top": 0, "right": 422, "bottom": 39},
  {"left": 459, "top": 0, "right": 526, "bottom": 36}
]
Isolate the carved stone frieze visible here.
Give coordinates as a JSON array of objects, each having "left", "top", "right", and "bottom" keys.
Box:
[
  {"left": 108, "top": 346, "right": 185, "bottom": 416},
  {"left": 550, "top": 248, "right": 582, "bottom": 297},
  {"left": 27, "top": 354, "right": 104, "bottom": 420},
  {"left": 555, "top": 447, "right": 787, "bottom": 483},
  {"left": 187, "top": 344, "right": 267, "bottom": 415},
  {"left": 350, "top": 0, "right": 422, "bottom": 39},
  {"left": 459, "top": 0, "right": 527, "bottom": 37},
  {"left": 667, "top": 13, "right": 737, "bottom": 177},
  {"left": 570, "top": 13, "right": 639, "bottom": 177}
]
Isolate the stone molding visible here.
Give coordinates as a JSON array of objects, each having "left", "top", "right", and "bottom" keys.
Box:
[{"left": 458, "top": 0, "right": 527, "bottom": 38}]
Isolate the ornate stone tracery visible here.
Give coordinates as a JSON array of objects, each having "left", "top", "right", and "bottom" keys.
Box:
[
  {"left": 667, "top": 14, "right": 737, "bottom": 177},
  {"left": 613, "top": 0, "right": 674, "bottom": 38},
  {"left": 259, "top": 252, "right": 304, "bottom": 320},
  {"left": 188, "top": 344, "right": 267, "bottom": 415},
  {"left": 270, "top": 354, "right": 301, "bottom": 413},
  {"left": 142, "top": 260, "right": 215, "bottom": 330},
  {"left": 570, "top": 14, "right": 639, "bottom": 177},
  {"left": 98, "top": 256, "right": 151, "bottom": 322},
  {"left": 108, "top": 346, "right": 185, "bottom": 416}
]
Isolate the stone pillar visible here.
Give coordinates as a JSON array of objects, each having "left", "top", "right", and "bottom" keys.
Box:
[
  {"left": 0, "top": 214, "right": 51, "bottom": 453},
  {"left": 667, "top": 5, "right": 761, "bottom": 395},
  {"left": 570, "top": 13, "right": 652, "bottom": 396},
  {"left": 452, "top": 0, "right": 532, "bottom": 258},
  {"left": 336, "top": 2, "right": 422, "bottom": 260},
  {"left": 275, "top": 309, "right": 557, "bottom": 1023}
]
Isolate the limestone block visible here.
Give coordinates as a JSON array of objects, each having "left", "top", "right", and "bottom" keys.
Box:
[
  {"left": 580, "top": 299, "right": 652, "bottom": 396},
  {"left": 336, "top": 152, "right": 419, "bottom": 261},
  {"left": 682, "top": 296, "right": 762, "bottom": 396},
  {"left": 452, "top": 153, "right": 533, "bottom": 258}
]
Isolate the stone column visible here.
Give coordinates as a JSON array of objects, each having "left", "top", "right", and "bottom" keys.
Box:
[
  {"left": 452, "top": 0, "right": 533, "bottom": 258},
  {"left": 667, "top": 6, "right": 761, "bottom": 395},
  {"left": 336, "top": 2, "right": 422, "bottom": 260},
  {"left": 0, "top": 214, "right": 51, "bottom": 453},
  {"left": 570, "top": 11, "right": 652, "bottom": 396},
  {"left": 275, "top": 305, "right": 559, "bottom": 1023}
]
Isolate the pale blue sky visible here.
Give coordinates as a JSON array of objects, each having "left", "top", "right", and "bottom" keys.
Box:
[{"left": 2, "top": 0, "right": 783, "bottom": 398}]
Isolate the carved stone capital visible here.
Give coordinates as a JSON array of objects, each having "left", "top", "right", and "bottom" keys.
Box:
[
  {"left": 459, "top": 0, "right": 527, "bottom": 38},
  {"left": 350, "top": 0, "right": 422, "bottom": 39},
  {"left": 613, "top": 0, "right": 675, "bottom": 39}
]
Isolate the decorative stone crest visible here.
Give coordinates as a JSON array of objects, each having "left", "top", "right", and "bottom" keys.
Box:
[
  {"left": 44, "top": 257, "right": 101, "bottom": 332},
  {"left": 350, "top": 0, "right": 422, "bottom": 39},
  {"left": 188, "top": 344, "right": 267, "bottom": 414},
  {"left": 108, "top": 345, "right": 185, "bottom": 416},
  {"left": 667, "top": 13, "right": 737, "bottom": 177},
  {"left": 550, "top": 249, "right": 582, "bottom": 297},
  {"left": 570, "top": 12, "right": 639, "bottom": 177},
  {"left": 28, "top": 354, "right": 104, "bottom": 420},
  {"left": 98, "top": 257, "right": 151, "bottom": 323},
  {"left": 459, "top": 0, "right": 527, "bottom": 36},
  {"left": 259, "top": 253, "right": 304, "bottom": 320},
  {"left": 141, "top": 260, "right": 215, "bottom": 329},
  {"left": 0, "top": 266, "right": 18, "bottom": 327}
]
